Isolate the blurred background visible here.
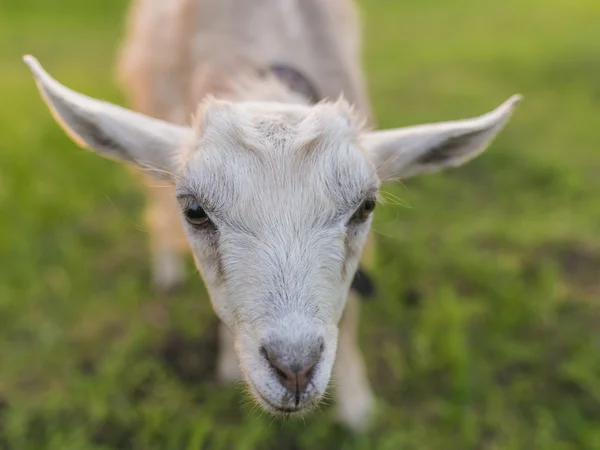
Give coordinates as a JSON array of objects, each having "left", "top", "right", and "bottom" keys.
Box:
[{"left": 1, "top": 0, "right": 600, "bottom": 448}]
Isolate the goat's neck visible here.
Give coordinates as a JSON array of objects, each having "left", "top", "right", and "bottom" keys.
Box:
[{"left": 191, "top": 63, "right": 314, "bottom": 107}]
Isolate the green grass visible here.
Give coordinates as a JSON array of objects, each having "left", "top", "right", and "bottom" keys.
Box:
[{"left": 1, "top": 0, "right": 600, "bottom": 448}]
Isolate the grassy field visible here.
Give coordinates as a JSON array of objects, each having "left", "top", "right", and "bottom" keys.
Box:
[{"left": 1, "top": 0, "right": 600, "bottom": 448}]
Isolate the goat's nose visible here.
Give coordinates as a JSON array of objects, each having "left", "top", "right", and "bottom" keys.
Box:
[{"left": 259, "top": 344, "right": 322, "bottom": 404}]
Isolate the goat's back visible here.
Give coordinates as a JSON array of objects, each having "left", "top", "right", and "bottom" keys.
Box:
[{"left": 117, "top": 0, "right": 372, "bottom": 123}]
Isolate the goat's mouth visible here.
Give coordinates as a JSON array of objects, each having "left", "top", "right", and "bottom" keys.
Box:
[
  {"left": 254, "top": 388, "right": 302, "bottom": 414},
  {"left": 247, "top": 380, "right": 321, "bottom": 416}
]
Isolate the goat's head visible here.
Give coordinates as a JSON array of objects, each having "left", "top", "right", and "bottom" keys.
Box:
[{"left": 24, "top": 55, "right": 520, "bottom": 415}]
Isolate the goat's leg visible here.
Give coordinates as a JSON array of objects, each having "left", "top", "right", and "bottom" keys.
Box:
[
  {"left": 334, "top": 292, "right": 375, "bottom": 432},
  {"left": 217, "top": 321, "right": 242, "bottom": 382},
  {"left": 142, "top": 175, "right": 188, "bottom": 292}
]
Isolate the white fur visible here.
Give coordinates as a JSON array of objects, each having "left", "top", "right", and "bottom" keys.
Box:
[{"left": 23, "top": 0, "right": 520, "bottom": 432}]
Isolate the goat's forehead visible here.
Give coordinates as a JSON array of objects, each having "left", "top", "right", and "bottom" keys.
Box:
[
  {"left": 179, "top": 101, "right": 376, "bottom": 204},
  {"left": 194, "top": 99, "right": 361, "bottom": 150}
]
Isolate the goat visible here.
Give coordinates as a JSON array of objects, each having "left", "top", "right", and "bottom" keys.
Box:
[{"left": 23, "top": 0, "right": 520, "bottom": 432}]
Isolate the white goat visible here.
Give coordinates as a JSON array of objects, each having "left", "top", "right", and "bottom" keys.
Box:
[{"left": 23, "top": 0, "right": 520, "bottom": 432}]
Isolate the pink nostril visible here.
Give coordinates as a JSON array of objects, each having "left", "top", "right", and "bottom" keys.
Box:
[{"left": 295, "top": 359, "right": 318, "bottom": 393}]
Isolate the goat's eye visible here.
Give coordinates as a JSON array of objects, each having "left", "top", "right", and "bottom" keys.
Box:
[
  {"left": 184, "top": 201, "right": 210, "bottom": 226},
  {"left": 351, "top": 198, "right": 376, "bottom": 222}
]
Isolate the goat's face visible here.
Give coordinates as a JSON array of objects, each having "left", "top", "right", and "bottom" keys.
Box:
[
  {"left": 24, "top": 55, "right": 521, "bottom": 415},
  {"left": 177, "top": 101, "right": 377, "bottom": 412}
]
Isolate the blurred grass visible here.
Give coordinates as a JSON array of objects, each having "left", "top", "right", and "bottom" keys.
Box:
[{"left": 1, "top": 0, "right": 600, "bottom": 448}]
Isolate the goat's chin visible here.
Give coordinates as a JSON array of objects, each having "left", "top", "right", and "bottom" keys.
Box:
[{"left": 245, "top": 378, "right": 322, "bottom": 416}]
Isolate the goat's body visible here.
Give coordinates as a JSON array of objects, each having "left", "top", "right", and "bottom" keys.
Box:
[
  {"left": 118, "top": 0, "right": 372, "bottom": 123},
  {"left": 117, "top": 0, "right": 376, "bottom": 429}
]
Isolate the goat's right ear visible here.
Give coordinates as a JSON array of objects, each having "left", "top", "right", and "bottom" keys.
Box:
[
  {"left": 360, "top": 95, "right": 521, "bottom": 181},
  {"left": 23, "top": 55, "right": 193, "bottom": 181}
]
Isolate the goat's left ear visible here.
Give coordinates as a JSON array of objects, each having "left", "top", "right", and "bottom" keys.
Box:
[
  {"left": 23, "top": 55, "right": 193, "bottom": 181},
  {"left": 360, "top": 95, "right": 522, "bottom": 180}
]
